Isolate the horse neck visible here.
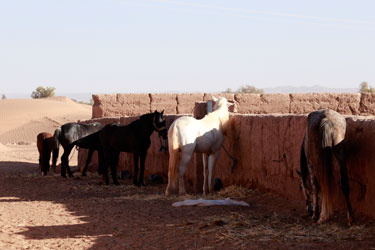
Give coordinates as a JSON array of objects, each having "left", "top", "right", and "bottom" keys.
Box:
[
  {"left": 139, "top": 115, "right": 155, "bottom": 136},
  {"left": 207, "top": 105, "right": 230, "bottom": 132}
]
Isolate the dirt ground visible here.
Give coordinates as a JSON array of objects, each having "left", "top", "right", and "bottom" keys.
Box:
[{"left": 1, "top": 145, "right": 375, "bottom": 250}]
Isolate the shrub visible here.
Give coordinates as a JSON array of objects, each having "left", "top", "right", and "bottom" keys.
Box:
[{"left": 31, "top": 86, "right": 56, "bottom": 99}]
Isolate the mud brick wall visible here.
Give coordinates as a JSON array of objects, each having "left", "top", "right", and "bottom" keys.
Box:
[
  {"left": 92, "top": 92, "right": 375, "bottom": 118},
  {"left": 79, "top": 114, "right": 375, "bottom": 218},
  {"left": 80, "top": 92, "right": 375, "bottom": 218}
]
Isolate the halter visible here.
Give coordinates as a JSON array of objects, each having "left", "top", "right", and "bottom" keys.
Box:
[{"left": 152, "top": 115, "right": 167, "bottom": 131}]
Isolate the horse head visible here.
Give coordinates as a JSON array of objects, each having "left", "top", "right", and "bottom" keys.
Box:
[
  {"left": 152, "top": 110, "right": 168, "bottom": 151},
  {"left": 212, "top": 96, "right": 237, "bottom": 113}
]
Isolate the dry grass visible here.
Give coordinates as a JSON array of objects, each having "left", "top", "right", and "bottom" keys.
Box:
[
  {"left": 162, "top": 185, "right": 375, "bottom": 244},
  {"left": 196, "top": 211, "right": 375, "bottom": 243},
  {"left": 215, "top": 185, "right": 253, "bottom": 198}
]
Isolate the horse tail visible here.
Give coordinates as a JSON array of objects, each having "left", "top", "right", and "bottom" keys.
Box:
[
  {"left": 52, "top": 128, "right": 61, "bottom": 168},
  {"left": 42, "top": 137, "right": 51, "bottom": 175},
  {"left": 166, "top": 123, "right": 180, "bottom": 195},
  {"left": 299, "top": 137, "right": 308, "bottom": 183},
  {"left": 319, "top": 118, "right": 335, "bottom": 217}
]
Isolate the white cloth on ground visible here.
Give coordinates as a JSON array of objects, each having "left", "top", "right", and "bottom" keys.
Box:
[{"left": 172, "top": 197, "right": 249, "bottom": 207}]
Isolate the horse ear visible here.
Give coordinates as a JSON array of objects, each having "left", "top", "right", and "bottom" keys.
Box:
[
  {"left": 161, "top": 110, "right": 164, "bottom": 115},
  {"left": 212, "top": 96, "right": 218, "bottom": 102}
]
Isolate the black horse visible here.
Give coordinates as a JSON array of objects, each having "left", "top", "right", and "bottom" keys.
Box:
[
  {"left": 53, "top": 122, "right": 104, "bottom": 178},
  {"left": 99, "top": 110, "right": 167, "bottom": 186}
]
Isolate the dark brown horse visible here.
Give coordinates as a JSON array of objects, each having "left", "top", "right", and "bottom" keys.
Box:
[
  {"left": 297, "top": 109, "right": 353, "bottom": 225},
  {"left": 37, "top": 132, "right": 58, "bottom": 176},
  {"left": 99, "top": 110, "right": 167, "bottom": 186}
]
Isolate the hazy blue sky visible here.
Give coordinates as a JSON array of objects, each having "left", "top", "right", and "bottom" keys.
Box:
[{"left": 1, "top": 0, "right": 375, "bottom": 96}]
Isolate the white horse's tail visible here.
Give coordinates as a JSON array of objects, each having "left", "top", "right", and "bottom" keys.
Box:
[{"left": 165, "top": 123, "right": 180, "bottom": 196}]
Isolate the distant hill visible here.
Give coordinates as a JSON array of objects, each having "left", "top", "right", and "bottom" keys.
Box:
[
  {"left": 263, "top": 85, "right": 358, "bottom": 94},
  {"left": 4, "top": 92, "right": 94, "bottom": 103}
]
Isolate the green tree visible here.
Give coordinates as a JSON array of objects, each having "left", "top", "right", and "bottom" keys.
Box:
[
  {"left": 359, "top": 81, "right": 375, "bottom": 93},
  {"left": 237, "top": 85, "right": 264, "bottom": 94},
  {"left": 223, "top": 85, "right": 264, "bottom": 94},
  {"left": 1, "top": 94, "right": 6, "bottom": 100},
  {"left": 223, "top": 88, "right": 233, "bottom": 93},
  {"left": 31, "top": 86, "right": 56, "bottom": 99},
  {"left": 359, "top": 81, "right": 369, "bottom": 93}
]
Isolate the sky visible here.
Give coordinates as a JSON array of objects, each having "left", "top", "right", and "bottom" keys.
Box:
[{"left": 1, "top": 0, "right": 375, "bottom": 97}]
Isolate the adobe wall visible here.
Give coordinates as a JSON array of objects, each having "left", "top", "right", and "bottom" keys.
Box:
[
  {"left": 81, "top": 92, "right": 375, "bottom": 218},
  {"left": 78, "top": 112, "right": 375, "bottom": 218},
  {"left": 92, "top": 92, "right": 375, "bottom": 118}
]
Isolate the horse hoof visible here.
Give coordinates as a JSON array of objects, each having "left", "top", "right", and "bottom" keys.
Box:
[
  {"left": 317, "top": 217, "right": 328, "bottom": 224},
  {"left": 61, "top": 175, "right": 67, "bottom": 178},
  {"left": 114, "top": 182, "right": 120, "bottom": 186},
  {"left": 82, "top": 173, "right": 87, "bottom": 177}
]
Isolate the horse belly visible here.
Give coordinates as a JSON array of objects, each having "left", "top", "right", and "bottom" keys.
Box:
[
  {"left": 194, "top": 132, "right": 223, "bottom": 154},
  {"left": 195, "top": 141, "right": 212, "bottom": 154}
]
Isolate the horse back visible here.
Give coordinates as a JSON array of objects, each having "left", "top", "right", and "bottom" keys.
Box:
[
  {"left": 37, "top": 132, "right": 53, "bottom": 154},
  {"left": 100, "top": 123, "right": 144, "bottom": 152},
  {"left": 61, "top": 122, "right": 104, "bottom": 145},
  {"left": 172, "top": 115, "right": 224, "bottom": 153}
]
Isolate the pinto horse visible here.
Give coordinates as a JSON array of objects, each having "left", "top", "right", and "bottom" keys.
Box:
[
  {"left": 165, "top": 96, "right": 233, "bottom": 196},
  {"left": 37, "top": 132, "right": 58, "bottom": 176},
  {"left": 297, "top": 109, "right": 353, "bottom": 225},
  {"left": 99, "top": 110, "right": 167, "bottom": 186},
  {"left": 53, "top": 122, "right": 104, "bottom": 178}
]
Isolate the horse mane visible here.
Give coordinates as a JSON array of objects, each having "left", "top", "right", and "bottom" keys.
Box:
[
  {"left": 204, "top": 98, "right": 230, "bottom": 132},
  {"left": 140, "top": 112, "right": 154, "bottom": 121}
]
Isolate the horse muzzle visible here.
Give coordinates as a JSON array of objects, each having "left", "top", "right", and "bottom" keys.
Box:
[{"left": 159, "top": 135, "right": 168, "bottom": 152}]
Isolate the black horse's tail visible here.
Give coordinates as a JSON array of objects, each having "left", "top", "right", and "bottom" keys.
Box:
[
  {"left": 52, "top": 128, "right": 61, "bottom": 170},
  {"left": 319, "top": 118, "right": 335, "bottom": 218}
]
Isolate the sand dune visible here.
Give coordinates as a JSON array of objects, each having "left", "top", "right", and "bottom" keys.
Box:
[{"left": 0, "top": 97, "right": 92, "bottom": 144}]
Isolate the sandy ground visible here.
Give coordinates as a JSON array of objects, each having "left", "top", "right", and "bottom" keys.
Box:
[{"left": 0, "top": 98, "right": 375, "bottom": 249}]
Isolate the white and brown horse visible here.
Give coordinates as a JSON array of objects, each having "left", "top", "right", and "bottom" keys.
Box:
[{"left": 297, "top": 109, "right": 353, "bottom": 225}]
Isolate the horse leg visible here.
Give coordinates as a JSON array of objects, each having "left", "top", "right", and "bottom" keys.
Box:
[
  {"left": 178, "top": 150, "right": 193, "bottom": 195},
  {"left": 334, "top": 146, "right": 354, "bottom": 226},
  {"left": 202, "top": 153, "right": 208, "bottom": 195},
  {"left": 38, "top": 156, "right": 42, "bottom": 171},
  {"left": 111, "top": 152, "right": 120, "bottom": 185},
  {"left": 44, "top": 148, "right": 52, "bottom": 176},
  {"left": 82, "top": 148, "right": 94, "bottom": 176},
  {"left": 102, "top": 150, "right": 111, "bottom": 185},
  {"left": 133, "top": 152, "right": 140, "bottom": 186},
  {"left": 139, "top": 151, "right": 147, "bottom": 186},
  {"left": 63, "top": 145, "right": 75, "bottom": 178},
  {"left": 98, "top": 148, "right": 104, "bottom": 175},
  {"left": 308, "top": 162, "right": 320, "bottom": 221},
  {"left": 208, "top": 151, "right": 219, "bottom": 193},
  {"left": 61, "top": 145, "right": 73, "bottom": 178}
]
